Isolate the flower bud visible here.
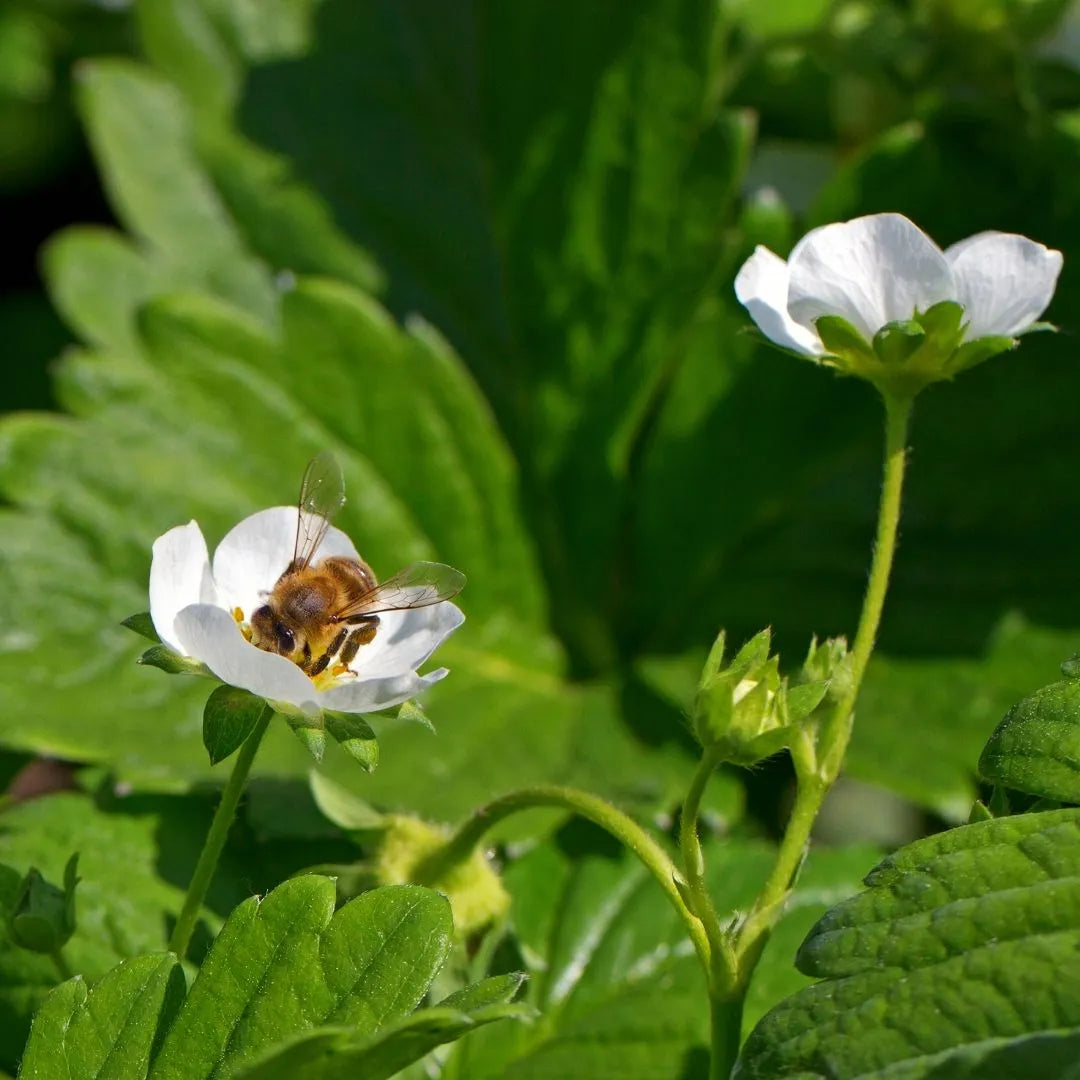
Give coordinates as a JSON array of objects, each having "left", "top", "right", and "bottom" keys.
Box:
[
  {"left": 9, "top": 854, "right": 79, "bottom": 955},
  {"left": 692, "top": 631, "right": 838, "bottom": 764},
  {"left": 374, "top": 816, "right": 509, "bottom": 938},
  {"left": 800, "top": 635, "right": 852, "bottom": 705}
]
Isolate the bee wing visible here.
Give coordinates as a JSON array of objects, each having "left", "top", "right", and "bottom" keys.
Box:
[
  {"left": 334, "top": 562, "right": 465, "bottom": 618},
  {"left": 293, "top": 452, "right": 346, "bottom": 570}
]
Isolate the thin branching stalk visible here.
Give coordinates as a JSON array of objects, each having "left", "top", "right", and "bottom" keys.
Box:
[{"left": 168, "top": 707, "right": 271, "bottom": 960}]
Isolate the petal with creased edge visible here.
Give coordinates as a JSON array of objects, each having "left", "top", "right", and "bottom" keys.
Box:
[
  {"left": 174, "top": 603, "right": 320, "bottom": 715},
  {"left": 317, "top": 667, "right": 449, "bottom": 714},
  {"left": 787, "top": 213, "right": 954, "bottom": 341},
  {"left": 149, "top": 522, "right": 217, "bottom": 653},
  {"left": 946, "top": 231, "right": 1063, "bottom": 340},
  {"left": 348, "top": 602, "right": 465, "bottom": 679},
  {"left": 734, "top": 246, "right": 824, "bottom": 356}
]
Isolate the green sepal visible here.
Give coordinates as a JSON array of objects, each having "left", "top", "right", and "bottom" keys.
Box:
[
  {"left": 813, "top": 315, "right": 876, "bottom": 363},
  {"left": 968, "top": 800, "right": 993, "bottom": 823},
  {"left": 324, "top": 711, "right": 380, "bottom": 772},
  {"left": 397, "top": 699, "right": 435, "bottom": 732},
  {"left": 800, "top": 635, "right": 851, "bottom": 701},
  {"left": 727, "top": 724, "right": 798, "bottom": 766},
  {"left": 1018, "top": 320, "right": 1058, "bottom": 336},
  {"left": 309, "top": 771, "right": 387, "bottom": 832},
  {"left": 120, "top": 612, "right": 160, "bottom": 642},
  {"left": 785, "top": 679, "right": 829, "bottom": 722},
  {"left": 9, "top": 853, "right": 80, "bottom": 954},
  {"left": 873, "top": 319, "right": 925, "bottom": 365},
  {"left": 978, "top": 678, "right": 1080, "bottom": 803},
  {"left": 692, "top": 672, "right": 734, "bottom": 745},
  {"left": 730, "top": 628, "right": 773, "bottom": 679},
  {"left": 202, "top": 685, "right": 266, "bottom": 765},
  {"left": 699, "top": 630, "right": 727, "bottom": 688},
  {"left": 945, "top": 334, "right": 1016, "bottom": 377},
  {"left": 285, "top": 713, "right": 327, "bottom": 762},
  {"left": 136, "top": 645, "right": 209, "bottom": 676}
]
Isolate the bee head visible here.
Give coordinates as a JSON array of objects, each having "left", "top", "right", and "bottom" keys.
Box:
[{"left": 250, "top": 604, "right": 297, "bottom": 657}]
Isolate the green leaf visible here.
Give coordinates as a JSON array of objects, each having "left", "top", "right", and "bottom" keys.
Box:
[
  {"left": 148, "top": 880, "right": 451, "bottom": 1079},
  {"left": 742, "top": 846, "right": 881, "bottom": 1037},
  {"left": 19, "top": 877, "right": 519, "bottom": 1080},
  {"left": 120, "top": 611, "right": 160, "bottom": 642},
  {"left": 230, "top": 994, "right": 532, "bottom": 1080},
  {"left": 0, "top": 791, "right": 257, "bottom": 1070},
  {"left": 438, "top": 973, "right": 527, "bottom": 1012},
  {"left": 74, "top": 60, "right": 276, "bottom": 325},
  {"left": 202, "top": 684, "right": 267, "bottom": 765},
  {"left": 978, "top": 678, "right": 1080, "bottom": 803},
  {"left": 309, "top": 771, "right": 386, "bottom": 832},
  {"left": 323, "top": 711, "right": 379, "bottom": 773},
  {"left": 19, "top": 955, "right": 185, "bottom": 1080},
  {"left": 852, "top": 616, "right": 1080, "bottom": 818},
  {"left": 737, "top": 809, "right": 1080, "bottom": 1079}
]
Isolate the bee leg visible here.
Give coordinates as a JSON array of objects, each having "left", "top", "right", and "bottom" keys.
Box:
[
  {"left": 339, "top": 618, "right": 379, "bottom": 666},
  {"left": 300, "top": 642, "right": 312, "bottom": 671},
  {"left": 308, "top": 628, "right": 348, "bottom": 678}
]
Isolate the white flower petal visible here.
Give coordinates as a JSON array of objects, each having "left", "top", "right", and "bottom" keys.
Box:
[
  {"left": 945, "top": 231, "right": 1063, "bottom": 339},
  {"left": 348, "top": 602, "right": 465, "bottom": 678},
  {"left": 787, "top": 213, "right": 955, "bottom": 340},
  {"left": 734, "top": 246, "right": 824, "bottom": 356},
  {"left": 317, "top": 667, "right": 449, "bottom": 714},
  {"left": 149, "top": 522, "right": 217, "bottom": 653},
  {"left": 212, "top": 506, "right": 362, "bottom": 616},
  {"left": 174, "top": 603, "right": 319, "bottom": 713}
]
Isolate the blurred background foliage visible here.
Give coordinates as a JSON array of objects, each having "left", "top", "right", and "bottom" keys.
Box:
[
  {"left": 3, "top": 0, "right": 1080, "bottom": 1071},
  {"left": 4, "top": 0, "right": 1080, "bottom": 820}
]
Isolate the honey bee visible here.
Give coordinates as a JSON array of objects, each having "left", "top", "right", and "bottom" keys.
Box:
[{"left": 249, "top": 453, "right": 465, "bottom": 679}]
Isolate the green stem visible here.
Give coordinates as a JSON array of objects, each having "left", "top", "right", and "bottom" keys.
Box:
[
  {"left": 735, "top": 391, "right": 913, "bottom": 962},
  {"left": 710, "top": 993, "right": 744, "bottom": 1080},
  {"left": 50, "top": 948, "right": 74, "bottom": 982},
  {"left": 168, "top": 708, "right": 271, "bottom": 960},
  {"left": 819, "top": 392, "right": 912, "bottom": 779},
  {"left": 679, "top": 744, "right": 736, "bottom": 983},
  {"left": 416, "top": 784, "right": 711, "bottom": 973}
]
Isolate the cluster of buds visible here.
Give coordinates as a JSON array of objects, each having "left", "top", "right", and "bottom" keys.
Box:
[{"left": 692, "top": 630, "right": 850, "bottom": 765}]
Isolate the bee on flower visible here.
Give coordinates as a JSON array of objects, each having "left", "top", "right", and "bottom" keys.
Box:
[{"left": 147, "top": 453, "right": 464, "bottom": 720}]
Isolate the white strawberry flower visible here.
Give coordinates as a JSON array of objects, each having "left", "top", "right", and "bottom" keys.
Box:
[
  {"left": 735, "top": 213, "right": 1062, "bottom": 391},
  {"left": 148, "top": 507, "right": 463, "bottom": 719}
]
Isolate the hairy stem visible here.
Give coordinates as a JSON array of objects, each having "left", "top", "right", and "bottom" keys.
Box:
[
  {"left": 710, "top": 992, "right": 745, "bottom": 1080},
  {"left": 735, "top": 391, "right": 913, "bottom": 963},
  {"left": 168, "top": 707, "right": 271, "bottom": 960},
  {"left": 417, "top": 784, "right": 711, "bottom": 973},
  {"left": 679, "top": 744, "right": 737, "bottom": 983},
  {"left": 50, "top": 948, "right": 74, "bottom": 982}
]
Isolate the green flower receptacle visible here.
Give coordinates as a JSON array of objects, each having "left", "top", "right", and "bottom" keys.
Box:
[
  {"left": 978, "top": 679, "right": 1080, "bottom": 804},
  {"left": 376, "top": 816, "right": 509, "bottom": 938}
]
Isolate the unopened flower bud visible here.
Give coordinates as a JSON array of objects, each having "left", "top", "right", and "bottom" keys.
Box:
[
  {"left": 375, "top": 816, "right": 509, "bottom": 938},
  {"left": 9, "top": 854, "right": 79, "bottom": 955}
]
